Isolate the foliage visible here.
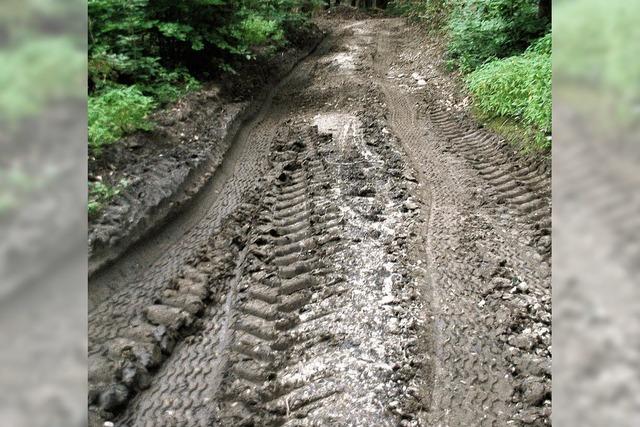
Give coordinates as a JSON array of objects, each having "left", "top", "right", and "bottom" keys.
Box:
[
  {"left": 88, "top": 86, "right": 155, "bottom": 153},
  {"left": 87, "top": 0, "right": 321, "bottom": 154},
  {"left": 466, "top": 34, "right": 551, "bottom": 135},
  {"left": 88, "top": 180, "right": 128, "bottom": 218},
  {"left": 88, "top": 0, "right": 319, "bottom": 92},
  {"left": 466, "top": 34, "right": 551, "bottom": 148},
  {"left": 234, "top": 14, "right": 285, "bottom": 53},
  {"left": 446, "top": 0, "right": 548, "bottom": 72},
  {"left": 391, "top": 0, "right": 551, "bottom": 149}
]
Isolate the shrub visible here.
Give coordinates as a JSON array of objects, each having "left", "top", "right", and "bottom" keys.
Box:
[
  {"left": 88, "top": 86, "right": 155, "bottom": 153},
  {"left": 466, "top": 34, "right": 551, "bottom": 139},
  {"left": 446, "top": 0, "right": 548, "bottom": 72},
  {"left": 232, "top": 14, "right": 285, "bottom": 57}
]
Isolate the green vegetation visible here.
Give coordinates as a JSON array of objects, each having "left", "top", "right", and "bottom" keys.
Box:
[
  {"left": 87, "top": 0, "right": 324, "bottom": 216},
  {"left": 89, "top": 87, "right": 156, "bottom": 153},
  {"left": 390, "top": 0, "right": 551, "bottom": 151},
  {"left": 88, "top": 0, "right": 323, "bottom": 154},
  {"left": 467, "top": 34, "right": 551, "bottom": 148}
]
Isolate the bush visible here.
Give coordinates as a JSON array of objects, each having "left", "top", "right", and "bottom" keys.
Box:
[
  {"left": 88, "top": 86, "right": 155, "bottom": 153},
  {"left": 446, "top": 0, "right": 548, "bottom": 72},
  {"left": 87, "top": 0, "right": 320, "bottom": 153},
  {"left": 233, "top": 14, "right": 285, "bottom": 55},
  {"left": 466, "top": 34, "right": 551, "bottom": 139}
]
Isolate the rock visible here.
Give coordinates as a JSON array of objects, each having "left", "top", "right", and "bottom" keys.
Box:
[
  {"left": 417, "top": 79, "right": 427, "bottom": 86},
  {"left": 380, "top": 295, "right": 398, "bottom": 306},
  {"left": 161, "top": 290, "right": 205, "bottom": 315},
  {"left": 522, "top": 378, "right": 548, "bottom": 405},
  {"left": 517, "top": 282, "right": 530, "bottom": 293},
  {"left": 403, "top": 201, "right": 419, "bottom": 211},
  {"left": 509, "top": 334, "right": 535, "bottom": 351},
  {"left": 120, "top": 361, "right": 152, "bottom": 390},
  {"left": 104, "top": 337, "right": 163, "bottom": 369},
  {"left": 99, "top": 384, "right": 129, "bottom": 412},
  {"left": 89, "top": 354, "right": 115, "bottom": 384},
  {"left": 143, "top": 304, "right": 193, "bottom": 331}
]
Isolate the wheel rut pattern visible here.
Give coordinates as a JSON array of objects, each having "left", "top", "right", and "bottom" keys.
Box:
[
  {"left": 371, "top": 19, "right": 551, "bottom": 426},
  {"left": 89, "top": 17, "right": 551, "bottom": 427}
]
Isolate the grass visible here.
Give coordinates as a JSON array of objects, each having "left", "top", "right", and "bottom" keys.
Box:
[{"left": 473, "top": 107, "right": 551, "bottom": 155}]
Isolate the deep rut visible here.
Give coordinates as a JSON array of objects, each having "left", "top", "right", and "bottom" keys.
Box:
[{"left": 89, "top": 17, "right": 551, "bottom": 427}]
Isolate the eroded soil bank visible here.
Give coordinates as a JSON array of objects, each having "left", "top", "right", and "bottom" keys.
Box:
[{"left": 89, "top": 17, "right": 551, "bottom": 427}]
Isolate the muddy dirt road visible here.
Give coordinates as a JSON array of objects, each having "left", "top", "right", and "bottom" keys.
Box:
[{"left": 89, "top": 18, "right": 551, "bottom": 426}]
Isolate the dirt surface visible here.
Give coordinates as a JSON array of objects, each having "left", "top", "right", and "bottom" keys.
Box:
[
  {"left": 88, "top": 17, "right": 551, "bottom": 426},
  {"left": 88, "top": 27, "right": 323, "bottom": 277}
]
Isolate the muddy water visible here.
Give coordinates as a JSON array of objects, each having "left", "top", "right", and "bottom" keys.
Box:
[{"left": 88, "top": 18, "right": 551, "bottom": 427}]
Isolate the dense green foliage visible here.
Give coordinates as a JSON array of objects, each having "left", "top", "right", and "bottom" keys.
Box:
[
  {"left": 390, "top": 0, "right": 551, "bottom": 149},
  {"left": 445, "top": 0, "right": 548, "bottom": 72},
  {"left": 88, "top": 87, "right": 156, "bottom": 153},
  {"left": 467, "top": 35, "right": 551, "bottom": 145},
  {"left": 88, "top": 0, "right": 322, "bottom": 153}
]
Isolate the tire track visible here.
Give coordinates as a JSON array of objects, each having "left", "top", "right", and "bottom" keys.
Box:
[
  {"left": 371, "top": 18, "right": 551, "bottom": 426},
  {"left": 88, "top": 33, "right": 337, "bottom": 426}
]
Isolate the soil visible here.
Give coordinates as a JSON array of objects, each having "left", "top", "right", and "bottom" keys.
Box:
[
  {"left": 88, "top": 24, "right": 324, "bottom": 277},
  {"left": 88, "top": 16, "right": 551, "bottom": 427}
]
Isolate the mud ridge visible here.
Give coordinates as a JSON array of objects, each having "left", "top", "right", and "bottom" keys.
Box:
[{"left": 88, "top": 32, "right": 324, "bottom": 278}]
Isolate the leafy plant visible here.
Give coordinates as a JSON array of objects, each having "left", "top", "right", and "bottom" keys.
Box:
[
  {"left": 233, "top": 14, "right": 285, "bottom": 53},
  {"left": 87, "top": 0, "right": 320, "bottom": 153},
  {"left": 446, "top": 0, "right": 548, "bottom": 72},
  {"left": 88, "top": 86, "right": 155, "bottom": 153},
  {"left": 466, "top": 34, "right": 551, "bottom": 142}
]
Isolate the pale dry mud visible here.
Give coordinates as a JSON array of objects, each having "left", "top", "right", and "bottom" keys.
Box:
[{"left": 88, "top": 18, "right": 551, "bottom": 426}]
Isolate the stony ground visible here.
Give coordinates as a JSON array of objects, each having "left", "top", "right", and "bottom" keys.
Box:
[{"left": 88, "top": 17, "right": 551, "bottom": 426}]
